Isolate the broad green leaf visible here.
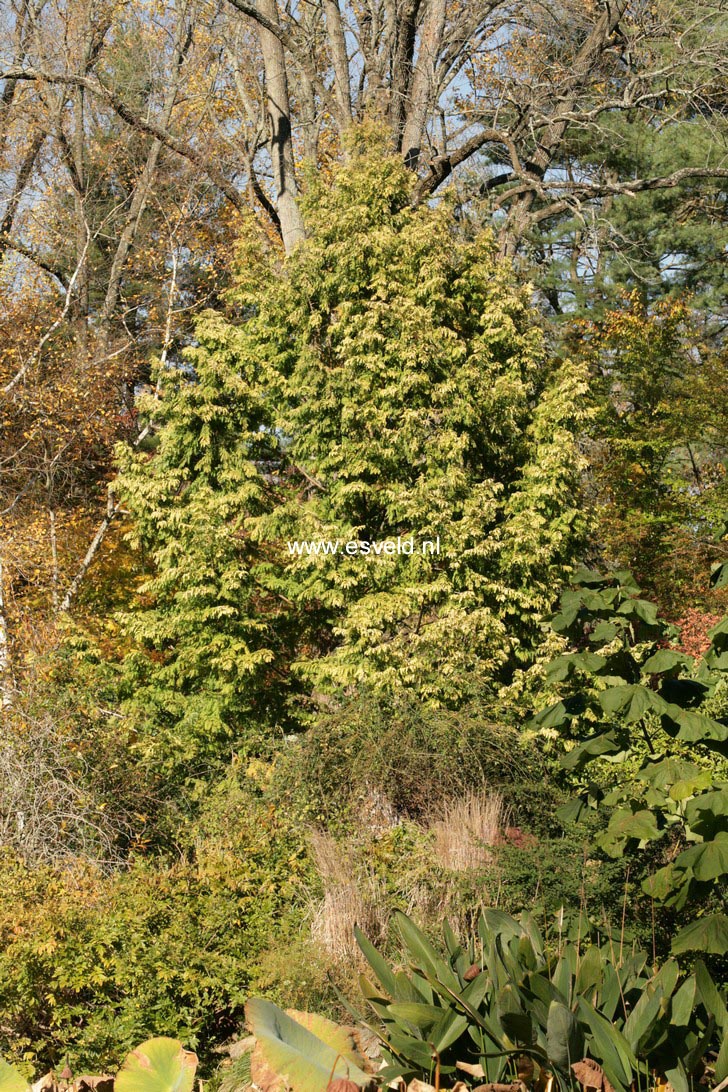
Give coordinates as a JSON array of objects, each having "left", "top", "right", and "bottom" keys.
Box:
[
  {"left": 393, "top": 971, "right": 431, "bottom": 1005},
  {"left": 545, "top": 653, "right": 606, "bottom": 683},
  {"left": 431, "top": 1010, "right": 469, "bottom": 1054},
  {"left": 552, "top": 951, "right": 575, "bottom": 1004},
  {"left": 577, "top": 999, "right": 635, "bottom": 1092},
  {"left": 116, "top": 1040, "right": 197, "bottom": 1092},
  {"left": 651, "top": 959, "right": 679, "bottom": 1000},
  {"left": 442, "top": 920, "right": 461, "bottom": 961},
  {"left": 708, "top": 617, "right": 728, "bottom": 638},
  {"left": 675, "top": 710, "right": 728, "bottom": 743},
  {"left": 572, "top": 567, "right": 608, "bottom": 587},
  {"left": 637, "top": 758, "right": 702, "bottom": 791},
  {"left": 556, "top": 796, "right": 590, "bottom": 825},
  {"left": 590, "top": 621, "right": 619, "bottom": 642},
  {"left": 624, "top": 686, "right": 666, "bottom": 722},
  {"left": 613, "top": 571, "right": 642, "bottom": 594},
  {"left": 479, "top": 909, "right": 523, "bottom": 946},
  {"left": 602, "top": 808, "right": 660, "bottom": 851},
  {"left": 669, "top": 772, "right": 713, "bottom": 802},
  {"left": 664, "top": 1060, "right": 690, "bottom": 1092},
  {"left": 531, "top": 701, "right": 568, "bottom": 729},
  {"left": 684, "top": 789, "right": 728, "bottom": 837},
  {"left": 618, "top": 599, "right": 659, "bottom": 626},
  {"left": 641, "top": 863, "right": 677, "bottom": 901},
  {"left": 501, "top": 1011, "right": 534, "bottom": 1046},
  {"left": 0, "top": 1061, "right": 29, "bottom": 1092},
  {"left": 599, "top": 685, "right": 635, "bottom": 715},
  {"left": 670, "top": 976, "right": 697, "bottom": 1026},
  {"left": 694, "top": 960, "right": 728, "bottom": 1030},
  {"left": 527, "top": 972, "right": 567, "bottom": 1012},
  {"left": 388, "top": 1002, "right": 441, "bottom": 1030},
  {"left": 671, "top": 914, "right": 728, "bottom": 956},
  {"left": 246, "top": 999, "right": 372, "bottom": 1091},
  {"left": 600, "top": 963, "right": 622, "bottom": 1022},
  {"left": 715, "top": 1028, "right": 728, "bottom": 1083},
  {"left": 552, "top": 609, "right": 579, "bottom": 633},
  {"left": 355, "top": 927, "right": 398, "bottom": 998},
  {"left": 546, "top": 1002, "right": 584, "bottom": 1072},
  {"left": 675, "top": 835, "right": 728, "bottom": 882},
  {"left": 385, "top": 1029, "right": 437, "bottom": 1070},
  {"left": 575, "top": 945, "right": 603, "bottom": 997},
  {"left": 622, "top": 985, "right": 663, "bottom": 1053},
  {"left": 641, "top": 650, "right": 691, "bottom": 674},
  {"left": 395, "top": 912, "right": 461, "bottom": 992},
  {"left": 710, "top": 561, "right": 728, "bottom": 589},
  {"left": 561, "top": 732, "right": 622, "bottom": 771}
]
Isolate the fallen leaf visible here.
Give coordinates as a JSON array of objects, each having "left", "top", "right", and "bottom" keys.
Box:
[{"left": 571, "top": 1059, "right": 615, "bottom": 1092}]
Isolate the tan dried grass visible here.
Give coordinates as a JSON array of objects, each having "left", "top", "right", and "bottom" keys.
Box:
[
  {"left": 308, "top": 829, "right": 387, "bottom": 964},
  {"left": 430, "top": 789, "right": 505, "bottom": 871}
]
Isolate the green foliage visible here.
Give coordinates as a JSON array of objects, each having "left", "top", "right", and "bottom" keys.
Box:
[
  {"left": 536, "top": 95, "right": 728, "bottom": 320},
  {"left": 260, "top": 152, "right": 590, "bottom": 700},
  {"left": 117, "top": 143, "right": 591, "bottom": 752},
  {"left": 115, "top": 311, "right": 302, "bottom": 779},
  {"left": 0, "top": 778, "right": 311, "bottom": 1076},
  {"left": 270, "top": 688, "right": 540, "bottom": 823},
  {"left": 245, "top": 1000, "right": 374, "bottom": 1091},
  {"left": 566, "top": 301, "right": 728, "bottom": 613},
  {"left": 115, "top": 1038, "right": 198, "bottom": 1092},
  {"left": 352, "top": 910, "right": 726, "bottom": 1091},
  {"left": 531, "top": 568, "right": 728, "bottom": 954}
]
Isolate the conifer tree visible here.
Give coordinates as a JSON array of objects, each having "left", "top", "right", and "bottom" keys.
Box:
[
  {"left": 254, "top": 143, "right": 591, "bottom": 701},
  {"left": 116, "top": 312, "right": 300, "bottom": 773},
  {"left": 118, "top": 136, "right": 590, "bottom": 757}
]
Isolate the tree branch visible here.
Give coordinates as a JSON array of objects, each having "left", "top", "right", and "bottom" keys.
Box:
[{"left": 0, "top": 66, "right": 249, "bottom": 213}]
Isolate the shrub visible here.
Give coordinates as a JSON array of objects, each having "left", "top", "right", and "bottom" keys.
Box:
[
  {"left": 0, "top": 777, "right": 311, "bottom": 1076},
  {"left": 270, "top": 688, "right": 541, "bottom": 825}
]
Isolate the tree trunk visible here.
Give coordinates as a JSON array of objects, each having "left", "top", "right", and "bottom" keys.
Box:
[
  {"left": 256, "top": 0, "right": 306, "bottom": 253},
  {"left": 323, "top": 0, "right": 352, "bottom": 126},
  {"left": 0, "top": 555, "right": 13, "bottom": 709},
  {"left": 500, "top": 0, "right": 629, "bottom": 256},
  {"left": 98, "top": 2, "right": 193, "bottom": 348},
  {"left": 401, "top": 0, "right": 446, "bottom": 169}
]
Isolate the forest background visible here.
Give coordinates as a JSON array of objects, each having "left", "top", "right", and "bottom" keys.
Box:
[{"left": 0, "top": 0, "right": 727, "bottom": 1080}]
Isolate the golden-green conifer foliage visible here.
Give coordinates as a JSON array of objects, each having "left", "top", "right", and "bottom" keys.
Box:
[{"left": 118, "top": 142, "right": 590, "bottom": 755}]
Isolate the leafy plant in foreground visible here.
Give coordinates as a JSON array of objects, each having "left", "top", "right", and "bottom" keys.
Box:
[
  {"left": 350, "top": 910, "right": 726, "bottom": 1092},
  {"left": 245, "top": 1000, "right": 376, "bottom": 1092},
  {"left": 531, "top": 569, "right": 728, "bottom": 955},
  {"left": 0, "top": 1039, "right": 197, "bottom": 1092}
]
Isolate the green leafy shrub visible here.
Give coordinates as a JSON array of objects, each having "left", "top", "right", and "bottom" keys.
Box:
[
  {"left": 350, "top": 909, "right": 726, "bottom": 1092},
  {"left": 270, "top": 689, "right": 541, "bottom": 825},
  {"left": 531, "top": 568, "right": 728, "bottom": 954},
  {"left": 0, "top": 778, "right": 311, "bottom": 1076}
]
